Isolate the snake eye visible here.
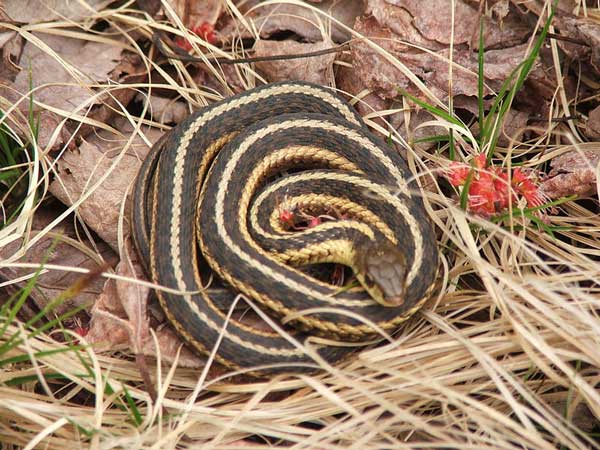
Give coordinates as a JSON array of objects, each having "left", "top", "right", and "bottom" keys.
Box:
[{"left": 362, "top": 274, "right": 376, "bottom": 289}]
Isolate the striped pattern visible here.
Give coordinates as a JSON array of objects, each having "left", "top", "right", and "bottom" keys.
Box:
[{"left": 131, "top": 81, "right": 438, "bottom": 373}]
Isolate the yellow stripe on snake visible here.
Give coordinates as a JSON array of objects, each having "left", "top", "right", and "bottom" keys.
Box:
[{"left": 131, "top": 81, "right": 438, "bottom": 373}]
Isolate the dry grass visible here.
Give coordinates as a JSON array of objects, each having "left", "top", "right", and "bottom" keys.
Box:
[{"left": 1, "top": 1, "right": 599, "bottom": 449}]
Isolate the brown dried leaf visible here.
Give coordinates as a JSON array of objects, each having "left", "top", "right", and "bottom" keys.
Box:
[
  {"left": 35, "top": 111, "right": 77, "bottom": 153},
  {"left": 489, "top": 0, "right": 510, "bottom": 20},
  {"left": 0, "top": 206, "right": 116, "bottom": 317},
  {"left": 352, "top": 12, "right": 535, "bottom": 101},
  {"left": 0, "top": 31, "right": 23, "bottom": 82},
  {"left": 552, "top": 14, "right": 600, "bottom": 72},
  {"left": 87, "top": 239, "right": 205, "bottom": 368},
  {"left": 12, "top": 34, "right": 122, "bottom": 107},
  {"left": 337, "top": 57, "right": 443, "bottom": 148},
  {"left": 365, "top": 0, "right": 443, "bottom": 50},
  {"left": 49, "top": 121, "right": 163, "bottom": 251},
  {"left": 548, "top": 400, "right": 597, "bottom": 433},
  {"left": 369, "top": 0, "right": 529, "bottom": 49},
  {"left": 539, "top": 146, "right": 600, "bottom": 199},
  {"left": 143, "top": 94, "right": 189, "bottom": 124},
  {"left": 336, "top": 60, "right": 394, "bottom": 120},
  {"left": 169, "top": 0, "right": 223, "bottom": 27},
  {"left": 220, "top": 0, "right": 364, "bottom": 44},
  {"left": 135, "top": 0, "right": 162, "bottom": 17},
  {"left": 0, "top": 32, "right": 127, "bottom": 151},
  {"left": 470, "top": 108, "right": 530, "bottom": 147},
  {"left": 577, "top": 21, "right": 600, "bottom": 72},
  {"left": 191, "top": 64, "right": 246, "bottom": 96},
  {"left": 254, "top": 39, "right": 336, "bottom": 85},
  {"left": 3, "top": 0, "right": 116, "bottom": 23},
  {"left": 585, "top": 105, "right": 600, "bottom": 139}
]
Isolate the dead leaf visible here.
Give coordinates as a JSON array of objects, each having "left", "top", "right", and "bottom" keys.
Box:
[
  {"left": 337, "top": 57, "right": 444, "bottom": 148},
  {"left": 220, "top": 0, "right": 364, "bottom": 44},
  {"left": 34, "top": 111, "right": 77, "bottom": 153},
  {"left": 577, "top": 21, "right": 600, "bottom": 72},
  {"left": 254, "top": 39, "right": 336, "bottom": 85},
  {"left": 0, "top": 206, "right": 117, "bottom": 318},
  {"left": 141, "top": 94, "right": 189, "bottom": 124},
  {"left": 49, "top": 121, "right": 163, "bottom": 251},
  {"left": 0, "top": 32, "right": 128, "bottom": 151},
  {"left": 10, "top": 33, "right": 120, "bottom": 110},
  {"left": 539, "top": 146, "right": 600, "bottom": 199},
  {"left": 169, "top": 0, "right": 222, "bottom": 27},
  {"left": 3, "top": 0, "right": 116, "bottom": 24},
  {"left": 489, "top": 0, "right": 509, "bottom": 21},
  {"left": 351, "top": 12, "right": 536, "bottom": 101},
  {"left": 364, "top": 0, "right": 444, "bottom": 51},
  {"left": 0, "top": 31, "right": 22, "bottom": 82},
  {"left": 469, "top": 108, "right": 530, "bottom": 147},
  {"left": 368, "top": 0, "right": 529, "bottom": 49},
  {"left": 585, "top": 105, "right": 600, "bottom": 139},
  {"left": 191, "top": 64, "right": 247, "bottom": 96},
  {"left": 87, "top": 239, "right": 205, "bottom": 368},
  {"left": 342, "top": 0, "right": 581, "bottom": 139},
  {"left": 135, "top": 0, "right": 162, "bottom": 17},
  {"left": 548, "top": 399, "right": 597, "bottom": 433},
  {"left": 336, "top": 59, "right": 394, "bottom": 121},
  {"left": 548, "top": 12, "right": 600, "bottom": 73}
]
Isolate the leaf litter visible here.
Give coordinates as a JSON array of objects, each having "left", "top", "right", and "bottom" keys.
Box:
[{"left": 0, "top": 0, "right": 599, "bottom": 448}]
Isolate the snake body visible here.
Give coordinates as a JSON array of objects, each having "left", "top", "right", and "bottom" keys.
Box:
[{"left": 131, "top": 81, "right": 438, "bottom": 372}]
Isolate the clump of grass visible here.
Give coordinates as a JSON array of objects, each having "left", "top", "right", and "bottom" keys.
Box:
[{"left": 0, "top": 78, "right": 39, "bottom": 228}]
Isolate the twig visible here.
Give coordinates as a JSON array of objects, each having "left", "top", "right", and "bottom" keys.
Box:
[{"left": 151, "top": 31, "right": 350, "bottom": 65}]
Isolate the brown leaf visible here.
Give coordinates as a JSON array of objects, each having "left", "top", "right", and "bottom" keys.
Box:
[
  {"left": 254, "top": 39, "right": 336, "bottom": 85},
  {"left": 351, "top": 12, "right": 535, "bottom": 101},
  {"left": 87, "top": 239, "right": 206, "bottom": 368},
  {"left": 0, "top": 206, "right": 117, "bottom": 318},
  {"left": 539, "top": 145, "right": 600, "bottom": 199},
  {"left": 191, "top": 64, "right": 247, "bottom": 96},
  {"left": 49, "top": 121, "right": 163, "bottom": 251},
  {"left": 368, "top": 0, "right": 529, "bottom": 49},
  {"left": 35, "top": 111, "right": 77, "bottom": 153},
  {"left": 577, "top": 20, "right": 600, "bottom": 72},
  {"left": 337, "top": 56, "right": 444, "bottom": 148},
  {"left": 365, "top": 0, "right": 443, "bottom": 50},
  {"left": 135, "top": 0, "right": 163, "bottom": 17},
  {"left": 548, "top": 400, "right": 597, "bottom": 433},
  {"left": 336, "top": 59, "right": 394, "bottom": 121},
  {"left": 469, "top": 108, "right": 530, "bottom": 147},
  {"left": 0, "top": 32, "right": 128, "bottom": 151},
  {"left": 169, "top": 0, "right": 222, "bottom": 27},
  {"left": 3, "top": 0, "right": 116, "bottom": 24},
  {"left": 0, "top": 31, "right": 23, "bottom": 82},
  {"left": 585, "top": 105, "right": 600, "bottom": 140},
  {"left": 489, "top": 0, "right": 509, "bottom": 21},
  {"left": 550, "top": 13, "right": 600, "bottom": 73},
  {"left": 220, "top": 0, "right": 364, "bottom": 44},
  {"left": 12, "top": 34, "right": 120, "bottom": 110},
  {"left": 142, "top": 94, "right": 189, "bottom": 124}
]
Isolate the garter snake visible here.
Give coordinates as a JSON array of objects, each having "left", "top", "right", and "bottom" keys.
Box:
[{"left": 131, "top": 81, "right": 438, "bottom": 373}]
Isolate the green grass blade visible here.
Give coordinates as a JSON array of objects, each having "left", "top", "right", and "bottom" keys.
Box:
[
  {"left": 0, "top": 345, "right": 84, "bottom": 367},
  {"left": 483, "top": 3, "right": 556, "bottom": 158},
  {"left": 122, "top": 384, "right": 143, "bottom": 426},
  {"left": 398, "top": 89, "right": 464, "bottom": 127},
  {"left": 459, "top": 169, "right": 475, "bottom": 211}
]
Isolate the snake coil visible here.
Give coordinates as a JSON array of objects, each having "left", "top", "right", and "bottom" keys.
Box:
[{"left": 131, "top": 81, "right": 438, "bottom": 373}]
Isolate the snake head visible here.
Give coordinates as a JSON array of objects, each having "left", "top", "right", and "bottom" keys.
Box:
[{"left": 356, "top": 243, "right": 408, "bottom": 307}]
